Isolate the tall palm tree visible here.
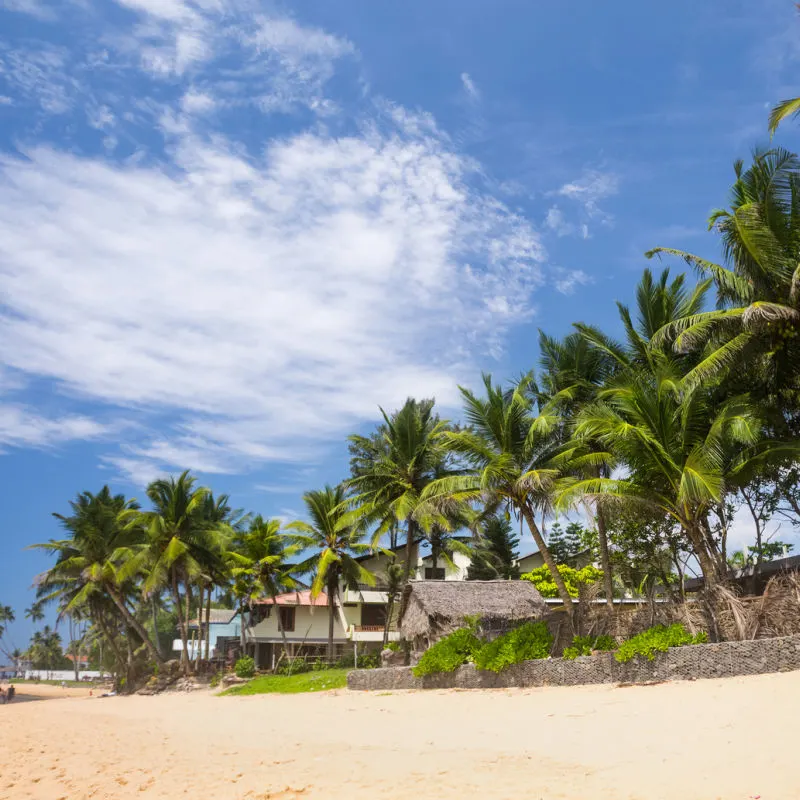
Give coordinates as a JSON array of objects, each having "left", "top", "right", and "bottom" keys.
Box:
[
  {"left": 422, "top": 374, "right": 577, "bottom": 621},
  {"left": 137, "top": 471, "right": 213, "bottom": 673},
  {"left": 0, "top": 605, "right": 15, "bottom": 662},
  {"left": 558, "top": 361, "right": 800, "bottom": 596},
  {"left": 24, "top": 603, "right": 45, "bottom": 627},
  {"left": 228, "top": 515, "right": 301, "bottom": 664},
  {"left": 348, "top": 399, "right": 454, "bottom": 584},
  {"left": 31, "top": 488, "right": 164, "bottom": 665},
  {"left": 288, "top": 485, "right": 375, "bottom": 661},
  {"left": 646, "top": 150, "right": 800, "bottom": 398},
  {"left": 381, "top": 562, "right": 405, "bottom": 647}
]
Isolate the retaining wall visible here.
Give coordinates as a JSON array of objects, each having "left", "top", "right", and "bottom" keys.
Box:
[{"left": 347, "top": 632, "right": 800, "bottom": 691}]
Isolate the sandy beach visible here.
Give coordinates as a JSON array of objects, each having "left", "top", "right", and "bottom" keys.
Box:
[{"left": 1, "top": 672, "right": 797, "bottom": 800}]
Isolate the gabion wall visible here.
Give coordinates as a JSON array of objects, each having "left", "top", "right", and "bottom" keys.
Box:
[{"left": 347, "top": 632, "right": 800, "bottom": 691}]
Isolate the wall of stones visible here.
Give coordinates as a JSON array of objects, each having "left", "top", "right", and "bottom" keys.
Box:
[{"left": 347, "top": 632, "right": 800, "bottom": 691}]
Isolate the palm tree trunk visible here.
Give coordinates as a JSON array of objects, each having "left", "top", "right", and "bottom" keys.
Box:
[
  {"left": 204, "top": 587, "right": 212, "bottom": 664},
  {"left": 595, "top": 506, "right": 615, "bottom": 608},
  {"left": 106, "top": 586, "right": 165, "bottom": 664},
  {"left": 151, "top": 594, "right": 162, "bottom": 659},
  {"left": 403, "top": 518, "right": 418, "bottom": 580},
  {"left": 520, "top": 505, "right": 575, "bottom": 624},
  {"left": 327, "top": 582, "right": 336, "bottom": 663},
  {"left": 195, "top": 583, "right": 204, "bottom": 672},
  {"left": 382, "top": 595, "right": 394, "bottom": 648},
  {"left": 270, "top": 591, "right": 290, "bottom": 665},
  {"left": 184, "top": 581, "right": 193, "bottom": 675},
  {"left": 96, "top": 612, "right": 124, "bottom": 678},
  {"left": 171, "top": 572, "right": 190, "bottom": 670}
]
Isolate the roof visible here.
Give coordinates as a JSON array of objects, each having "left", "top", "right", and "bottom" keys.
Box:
[
  {"left": 64, "top": 653, "right": 89, "bottom": 664},
  {"left": 684, "top": 554, "right": 800, "bottom": 592},
  {"left": 188, "top": 608, "right": 238, "bottom": 626},
  {"left": 400, "top": 579, "right": 547, "bottom": 639},
  {"left": 253, "top": 590, "right": 329, "bottom": 607}
]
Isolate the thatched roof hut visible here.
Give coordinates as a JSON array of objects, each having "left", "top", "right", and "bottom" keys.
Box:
[{"left": 400, "top": 580, "right": 548, "bottom": 646}]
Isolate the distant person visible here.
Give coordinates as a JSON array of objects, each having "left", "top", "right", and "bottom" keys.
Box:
[
  {"left": 6, "top": 685, "right": 14, "bottom": 702},
  {"left": 0, "top": 686, "right": 5, "bottom": 704}
]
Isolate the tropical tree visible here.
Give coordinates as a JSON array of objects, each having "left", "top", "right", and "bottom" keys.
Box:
[
  {"left": 137, "top": 471, "right": 215, "bottom": 673},
  {"left": 24, "top": 602, "right": 44, "bottom": 627},
  {"left": 646, "top": 150, "right": 800, "bottom": 400},
  {"left": 288, "top": 485, "right": 375, "bottom": 660},
  {"left": 348, "top": 399, "right": 454, "bottom": 584},
  {"left": 0, "top": 605, "right": 15, "bottom": 662},
  {"left": 422, "top": 374, "right": 577, "bottom": 621},
  {"left": 26, "top": 625, "right": 70, "bottom": 671},
  {"left": 558, "top": 361, "right": 800, "bottom": 598},
  {"left": 466, "top": 515, "right": 521, "bottom": 580},
  {"left": 381, "top": 562, "right": 405, "bottom": 647},
  {"left": 227, "top": 515, "right": 301, "bottom": 663},
  {"left": 32, "top": 488, "right": 164, "bottom": 665}
]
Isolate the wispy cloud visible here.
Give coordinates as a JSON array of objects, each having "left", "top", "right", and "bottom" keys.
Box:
[
  {"left": 0, "top": 404, "right": 110, "bottom": 450},
  {"left": 552, "top": 268, "right": 592, "bottom": 295},
  {"left": 553, "top": 168, "right": 619, "bottom": 236},
  {"left": 544, "top": 206, "right": 574, "bottom": 237},
  {"left": 0, "top": 0, "right": 55, "bottom": 20},
  {"left": 460, "top": 72, "right": 480, "bottom": 102}
]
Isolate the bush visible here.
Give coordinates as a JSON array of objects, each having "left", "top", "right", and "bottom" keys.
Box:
[
  {"left": 614, "top": 624, "right": 707, "bottom": 663},
  {"left": 521, "top": 564, "right": 604, "bottom": 598},
  {"left": 384, "top": 641, "right": 401, "bottom": 652},
  {"left": 209, "top": 672, "right": 222, "bottom": 688},
  {"left": 562, "top": 634, "right": 617, "bottom": 660},
  {"left": 412, "top": 627, "right": 483, "bottom": 678},
  {"left": 474, "top": 622, "right": 554, "bottom": 673},
  {"left": 234, "top": 656, "right": 256, "bottom": 679}
]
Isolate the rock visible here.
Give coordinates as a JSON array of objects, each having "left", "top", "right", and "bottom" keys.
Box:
[
  {"left": 221, "top": 674, "right": 247, "bottom": 687},
  {"left": 380, "top": 648, "right": 405, "bottom": 667}
]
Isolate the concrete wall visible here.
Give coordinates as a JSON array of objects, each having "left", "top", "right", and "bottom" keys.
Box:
[{"left": 347, "top": 633, "right": 800, "bottom": 691}]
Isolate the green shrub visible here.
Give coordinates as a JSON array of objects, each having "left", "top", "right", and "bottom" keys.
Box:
[
  {"left": 474, "top": 622, "right": 553, "bottom": 673},
  {"left": 234, "top": 656, "right": 256, "bottom": 678},
  {"left": 412, "top": 627, "right": 483, "bottom": 678},
  {"left": 209, "top": 672, "right": 222, "bottom": 688},
  {"left": 384, "top": 641, "right": 401, "bottom": 652},
  {"left": 562, "top": 634, "right": 617, "bottom": 660},
  {"left": 521, "top": 564, "right": 604, "bottom": 598},
  {"left": 614, "top": 624, "right": 707, "bottom": 663}
]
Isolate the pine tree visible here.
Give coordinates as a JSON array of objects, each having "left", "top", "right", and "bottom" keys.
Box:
[
  {"left": 467, "top": 516, "right": 521, "bottom": 580},
  {"left": 547, "top": 522, "right": 583, "bottom": 565}
]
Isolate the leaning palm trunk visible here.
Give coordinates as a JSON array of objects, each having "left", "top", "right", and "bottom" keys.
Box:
[
  {"left": 270, "top": 590, "right": 290, "bottom": 666},
  {"left": 326, "top": 581, "right": 336, "bottom": 663},
  {"left": 520, "top": 505, "right": 575, "bottom": 624},
  {"left": 194, "top": 583, "right": 204, "bottom": 672},
  {"left": 106, "top": 586, "right": 165, "bottom": 664},
  {"left": 595, "top": 506, "right": 615, "bottom": 607},
  {"left": 383, "top": 595, "right": 395, "bottom": 648},
  {"left": 184, "top": 581, "right": 193, "bottom": 675},
  {"left": 171, "top": 572, "right": 190, "bottom": 671},
  {"left": 204, "top": 588, "right": 212, "bottom": 664}
]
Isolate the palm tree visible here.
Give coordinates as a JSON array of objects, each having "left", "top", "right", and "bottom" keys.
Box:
[
  {"left": 558, "top": 361, "right": 800, "bottom": 597},
  {"left": 32, "top": 488, "right": 164, "bottom": 665},
  {"left": 137, "top": 471, "right": 213, "bottom": 673},
  {"left": 0, "top": 605, "right": 15, "bottom": 662},
  {"left": 25, "top": 603, "right": 45, "bottom": 627},
  {"left": 348, "top": 399, "right": 454, "bottom": 584},
  {"left": 381, "top": 562, "right": 405, "bottom": 647},
  {"left": 228, "top": 515, "right": 301, "bottom": 664},
  {"left": 422, "top": 374, "right": 577, "bottom": 621},
  {"left": 288, "top": 485, "right": 375, "bottom": 661},
  {"left": 646, "top": 150, "right": 800, "bottom": 398},
  {"left": 769, "top": 97, "right": 800, "bottom": 137}
]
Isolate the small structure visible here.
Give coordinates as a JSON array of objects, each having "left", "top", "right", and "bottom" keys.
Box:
[
  {"left": 399, "top": 580, "right": 548, "bottom": 651},
  {"left": 684, "top": 554, "right": 800, "bottom": 596},
  {"left": 172, "top": 608, "right": 241, "bottom": 662}
]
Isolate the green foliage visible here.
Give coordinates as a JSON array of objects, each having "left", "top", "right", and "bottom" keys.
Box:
[
  {"left": 221, "top": 669, "right": 349, "bottom": 696},
  {"left": 412, "top": 627, "right": 483, "bottom": 678},
  {"left": 614, "top": 624, "right": 708, "bottom": 663},
  {"left": 384, "top": 641, "right": 401, "bottom": 652},
  {"left": 466, "top": 515, "right": 521, "bottom": 580},
  {"left": 473, "top": 622, "right": 553, "bottom": 672},
  {"left": 562, "top": 634, "right": 617, "bottom": 660},
  {"left": 209, "top": 672, "right": 221, "bottom": 688},
  {"left": 521, "top": 564, "right": 603, "bottom": 598},
  {"left": 546, "top": 522, "right": 585, "bottom": 565},
  {"left": 234, "top": 655, "right": 256, "bottom": 678}
]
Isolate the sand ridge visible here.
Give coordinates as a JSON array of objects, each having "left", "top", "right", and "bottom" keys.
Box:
[{"left": 1, "top": 671, "right": 797, "bottom": 799}]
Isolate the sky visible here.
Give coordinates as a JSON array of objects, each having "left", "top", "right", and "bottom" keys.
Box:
[{"left": 2, "top": 0, "right": 800, "bottom": 649}]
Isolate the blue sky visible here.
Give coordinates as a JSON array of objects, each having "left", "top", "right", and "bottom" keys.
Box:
[{"left": 2, "top": 0, "right": 800, "bottom": 648}]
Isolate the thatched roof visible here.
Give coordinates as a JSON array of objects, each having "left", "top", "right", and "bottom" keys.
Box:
[{"left": 400, "top": 580, "right": 547, "bottom": 640}]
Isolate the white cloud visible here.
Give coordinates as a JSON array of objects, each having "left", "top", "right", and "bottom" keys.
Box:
[
  {"left": 0, "top": 109, "right": 545, "bottom": 480},
  {"left": 0, "top": 404, "right": 110, "bottom": 450},
  {"left": 460, "top": 72, "right": 480, "bottom": 101},
  {"left": 0, "top": 45, "right": 78, "bottom": 114},
  {"left": 556, "top": 169, "right": 619, "bottom": 233},
  {"left": 180, "top": 88, "right": 215, "bottom": 114},
  {"left": 544, "top": 206, "right": 574, "bottom": 237},
  {"left": 0, "top": 0, "right": 55, "bottom": 19},
  {"left": 553, "top": 268, "right": 592, "bottom": 295}
]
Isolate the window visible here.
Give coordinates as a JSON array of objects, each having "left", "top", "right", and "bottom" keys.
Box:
[
  {"left": 278, "top": 606, "right": 296, "bottom": 632},
  {"left": 361, "top": 604, "right": 387, "bottom": 627},
  {"left": 424, "top": 567, "right": 446, "bottom": 580}
]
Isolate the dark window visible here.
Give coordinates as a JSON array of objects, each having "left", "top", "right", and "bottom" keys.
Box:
[
  {"left": 424, "top": 567, "right": 446, "bottom": 580},
  {"left": 278, "top": 606, "right": 296, "bottom": 632},
  {"left": 361, "top": 604, "right": 387, "bottom": 627}
]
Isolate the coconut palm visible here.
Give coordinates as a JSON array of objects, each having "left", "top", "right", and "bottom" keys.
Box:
[
  {"left": 288, "top": 485, "right": 375, "bottom": 661},
  {"left": 348, "top": 399, "right": 454, "bottom": 583},
  {"left": 227, "top": 515, "right": 301, "bottom": 663},
  {"left": 136, "top": 471, "right": 214, "bottom": 672},
  {"left": 558, "top": 361, "right": 800, "bottom": 595},
  {"left": 769, "top": 97, "right": 800, "bottom": 137},
  {"left": 24, "top": 602, "right": 44, "bottom": 627},
  {"left": 381, "top": 562, "right": 405, "bottom": 647},
  {"left": 422, "top": 374, "right": 577, "bottom": 621},
  {"left": 31, "top": 488, "right": 164, "bottom": 664},
  {"left": 646, "top": 150, "right": 800, "bottom": 399}
]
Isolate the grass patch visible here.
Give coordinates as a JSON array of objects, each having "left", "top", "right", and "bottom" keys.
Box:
[{"left": 220, "top": 668, "right": 349, "bottom": 696}]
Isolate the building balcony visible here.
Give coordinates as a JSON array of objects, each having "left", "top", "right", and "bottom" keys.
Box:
[{"left": 349, "top": 625, "right": 400, "bottom": 643}]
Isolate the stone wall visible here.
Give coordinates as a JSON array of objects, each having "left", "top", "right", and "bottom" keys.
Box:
[{"left": 347, "top": 632, "right": 800, "bottom": 691}]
